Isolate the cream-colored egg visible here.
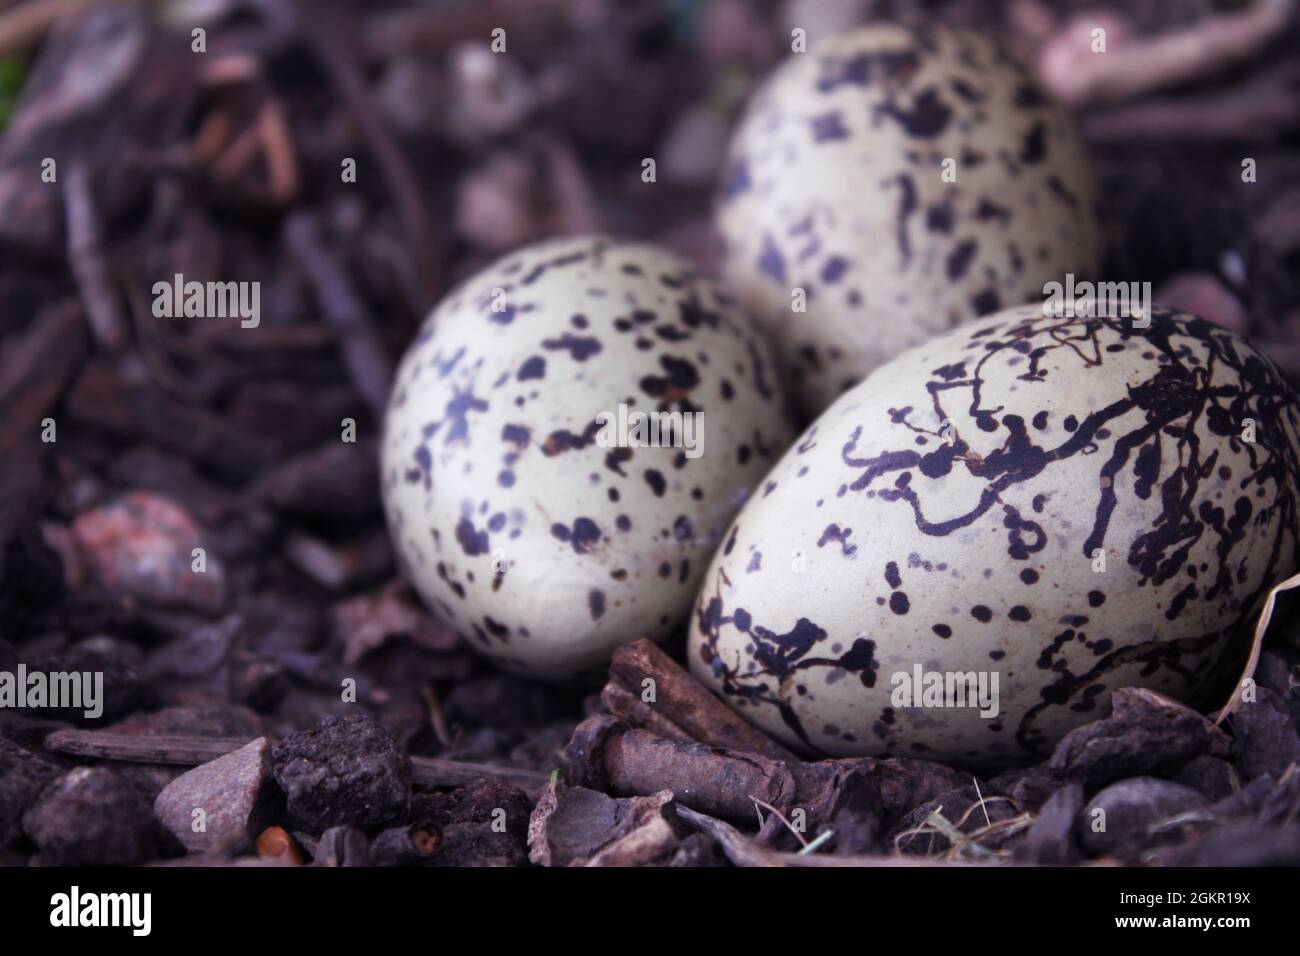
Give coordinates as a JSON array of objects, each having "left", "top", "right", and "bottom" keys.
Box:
[
  {"left": 717, "top": 24, "right": 1104, "bottom": 416},
  {"left": 382, "top": 236, "right": 794, "bottom": 680},
  {"left": 688, "top": 306, "right": 1300, "bottom": 766}
]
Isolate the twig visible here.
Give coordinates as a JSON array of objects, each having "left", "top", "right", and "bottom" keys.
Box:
[
  {"left": 565, "top": 714, "right": 974, "bottom": 828},
  {"left": 44, "top": 731, "right": 247, "bottom": 765},
  {"left": 1039, "top": 0, "right": 1296, "bottom": 106},
  {"left": 359, "top": 1, "right": 565, "bottom": 60},
  {"left": 0, "top": 299, "right": 85, "bottom": 457},
  {"left": 210, "top": 116, "right": 265, "bottom": 183},
  {"left": 121, "top": 256, "right": 232, "bottom": 404},
  {"left": 197, "top": 53, "right": 263, "bottom": 88},
  {"left": 601, "top": 684, "right": 698, "bottom": 744},
  {"left": 420, "top": 685, "right": 454, "bottom": 751},
  {"left": 566, "top": 718, "right": 804, "bottom": 820},
  {"left": 250, "top": 0, "right": 439, "bottom": 313},
  {"left": 283, "top": 211, "right": 394, "bottom": 420},
  {"left": 420, "top": 756, "right": 549, "bottom": 795},
  {"left": 64, "top": 163, "right": 127, "bottom": 349},
  {"left": 205, "top": 97, "right": 299, "bottom": 206},
  {"left": 1082, "top": 62, "right": 1300, "bottom": 144},
  {"left": 0, "top": 0, "right": 93, "bottom": 56},
  {"left": 603, "top": 639, "right": 798, "bottom": 761},
  {"left": 543, "top": 136, "right": 603, "bottom": 236},
  {"left": 42, "top": 729, "right": 551, "bottom": 796},
  {"left": 258, "top": 98, "right": 299, "bottom": 203}
]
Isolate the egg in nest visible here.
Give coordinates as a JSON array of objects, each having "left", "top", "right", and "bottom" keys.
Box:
[
  {"left": 382, "top": 236, "right": 794, "bottom": 680},
  {"left": 717, "top": 23, "right": 1104, "bottom": 416},
  {"left": 688, "top": 305, "right": 1300, "bottom": 766}
]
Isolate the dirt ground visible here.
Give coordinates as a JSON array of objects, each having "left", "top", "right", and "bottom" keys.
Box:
[{"left": 1, "top": 0, "right": 1299, "bottom": 868}]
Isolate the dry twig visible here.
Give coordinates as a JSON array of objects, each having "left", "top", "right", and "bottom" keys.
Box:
[
  {"left": 1039, "top": 0, "right": 1296, "bottom": 106},
  {"left": 283, "top": 211, "right": 394, "bottom": 420},
  {"left": 43, "top": 729, "right": 551, "bottom": 796},
  {"left": 64, "top": 163, "right": 127, "bottom": 349},
  {"left": 0, "top": 0, "right": 93, "bottom": 55},
  {"left": 1082, "top": 62, "right": 1300, "bottom": 143},
  {"left": 251, "top": 0, "right": 439, "bottom": 313}
]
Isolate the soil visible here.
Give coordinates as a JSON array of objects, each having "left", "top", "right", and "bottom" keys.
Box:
[{"left": 1, "top": 0, "right": 1299, "bottom": 867}]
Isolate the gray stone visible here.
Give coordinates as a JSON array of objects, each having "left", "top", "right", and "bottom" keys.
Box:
[
  {"left": 1014, "top": 783, "right": 1084, "bottom": 864},
  {"left": 1048, "top": 688, "right": 1224, "bottom": 787},
  {"left": 1080, "top": 776, "right": 1208, "bottom": 857},
  {"left": 1172, "top": 755, "right": 1238, "bottom": 802},
  {"left": 23, "top": 766, "right": 175, "bottom": 865},
  {"left": 1229, "top": 688, "right": 1300, "bottom": 781},
  {"left": 1153, "top": 821, "right": 1300, "bottom": 866},
  {"left": 106, "top": 704, "right": 268, "bottom": 800},
  {"left": 1205, "top": 775, "right": 1273, "bottom": 821},
  {"left": 0, "top": 738, "right": 63, "bottom": 848},
  {"left": 154, "top": 737, "right": 275, "bottom": 853}
]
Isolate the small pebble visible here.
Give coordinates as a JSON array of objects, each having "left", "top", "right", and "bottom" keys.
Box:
[
  {"left": 72, "top": 492, "right": 227, "bottom": 613},
  {"left": 1172, "top": 755, "right": 1238, "bottom": 802},
  {"left": 1154, "top": 821, "right": 1300, "bottom": 866},
  {"left": 154, "top": 737, "right": 275, "bottom": 853},
  {"left": 0, "top": 738, "right": 63, "bottom": 848},
  {"left": 1228, "top": 688, "right": 1300, "bottom": 780},
  {"left": 272, "top": 714, "right": 411, "bottom": 833},
  {"left": 1014, "top": 783, "right": 1084, "bottom": 864},
  {"left": 23, "top": 767, "right": 176, "bottom": 866},
  {"left": 1079, "top": 777, "right": 1208, "bottom": 857}
]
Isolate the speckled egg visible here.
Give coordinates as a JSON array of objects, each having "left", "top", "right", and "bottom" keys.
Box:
[
  {"left": 717, "top": 24, "right": 1104, "bottom": 416},
  {"left": 382, "top": 236, "right": 794, "bottom": 680},
  {"left": 688, "top": 306, "right": 1300, "bottom": 766}
]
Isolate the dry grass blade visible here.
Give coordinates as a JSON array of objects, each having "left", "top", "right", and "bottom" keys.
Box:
[
  {"left": 973, "top": 777, "right": 991, "bottom": 828},
  {"left": 895, "top": 798, "right": 1032, "bottom": 862},
  {"left": 749, "top": 795, "right": 809, "bottom": 848},
  {"left": 798, "top": 831, "right": 835, "bottom": 856},
  {"left": 1215, "top": 568, "right": 1300, "bottom": 725},
  {"left": 677, "top": 805, "right": 993, "bottom": 867}
]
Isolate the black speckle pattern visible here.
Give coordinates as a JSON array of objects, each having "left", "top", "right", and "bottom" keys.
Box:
[
  {"left": 717, "top": 24, "right": 1104, "bottom": 417},
  {"left": 689, "top": 305, "right": 1300, "bottom": 765},
  {"left": 382, "top": 236, "right": 795, "bottom": 679}
]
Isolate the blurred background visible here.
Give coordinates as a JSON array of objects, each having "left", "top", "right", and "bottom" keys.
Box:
[{"left": 0, "top": 0, "right": 1298, "bottom": 774}]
